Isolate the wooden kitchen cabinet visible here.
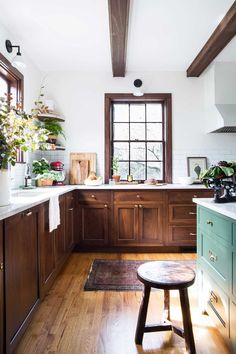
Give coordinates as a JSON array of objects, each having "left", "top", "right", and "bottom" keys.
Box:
[
  {"left": 55, "top": 195, "right": 66, "bottom": 266},
  {"left": 4, "top": 206, "right": 41, "bottom": 354},
  {"left": 77, "top": 191, "right": 110, "bottom": 247},
  {"left": 65, "top": 191, "right": 75, "bottom": 252},
  {"left": 0, "top": 221, "right": 3, "bottom": 354},
  {"left": 112, "top": 191, "right": 164, "bottom": 247},
  {"left": 167, "top": 189, "right": 213, "bottom": 246}
]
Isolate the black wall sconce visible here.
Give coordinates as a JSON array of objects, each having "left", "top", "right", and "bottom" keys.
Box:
[{"left": 5, "top": 40, "right": 22, "bottom": 56}]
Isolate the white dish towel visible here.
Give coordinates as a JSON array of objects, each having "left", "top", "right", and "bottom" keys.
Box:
[{"left": 49, "top": 195, "right": 60, "bottom": 232}]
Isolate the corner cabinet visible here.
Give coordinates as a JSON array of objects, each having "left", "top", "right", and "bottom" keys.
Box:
[{"left": 197, "top": 205, "right": 236, "bottom": 353}]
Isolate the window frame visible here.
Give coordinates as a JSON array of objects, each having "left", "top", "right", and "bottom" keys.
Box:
[{"left": 104, "top": 93, "right": 172, "bottom": 183}]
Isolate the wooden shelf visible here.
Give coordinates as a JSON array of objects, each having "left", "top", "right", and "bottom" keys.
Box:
[{"left": 37, "top": 113, "right": 65, "bottom": 122}]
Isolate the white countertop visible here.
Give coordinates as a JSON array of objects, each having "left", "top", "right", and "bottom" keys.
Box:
[
  {"left": 193, "top": 198, "right": 236, "bottom": 221},
  {"left": 0, "top": 183, "right": 207, "bottom": 221}
]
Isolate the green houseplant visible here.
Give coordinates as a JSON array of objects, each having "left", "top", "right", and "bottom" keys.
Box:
[
  {"left": 200, "top": 161, "right": 236, "bottom": 186},
  {"left": 112, "top": 157, "right": 120, "bottom": 182},
  {"left": 39, "top": 118, "right": 65, "bottom": 144}
]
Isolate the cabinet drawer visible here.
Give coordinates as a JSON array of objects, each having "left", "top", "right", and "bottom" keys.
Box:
[
  {"left": 169, "top": 204, "right": 196, "bottom": 223},
  {"left": 202, "top": 271, "right": 229, "bottom": 337},
  {"left": 77, "top": 191, "right": 111, "bottom": 203},
  {"left": 113, "top": 191, "right": 164, "bottom": 202},
  {"left": 168, "top": 225, "right": 196, "bottom": 245},
  {"left": 200, "top": 232, "right": 229, "bottom": 284},
  {"left": 199, "top": 208, "right": 232, "bottom": 243},
  {"left": 168, "top": 190, "right": 213, "bottom": 204}
]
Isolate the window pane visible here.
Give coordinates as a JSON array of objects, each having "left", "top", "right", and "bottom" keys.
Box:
[
  {"left": 0, "top": 76, "right": 7, "bottom": 97},
  {"left": 113, "top": 123, "right": 129, "bottom": 140},
  {"left": 130, "top": 142, "right": 145, "bottom": 161},
  {"left": 113, "top": 104, "right": 129, "bottom": 122},
  {"left": 130, "top": 104, "right": 145, "bottom": 122},
  {"left": 113, "top": 142, "right": 129, "bottom": 160},
  {"left": 147, "top": 104, "right": 162, "bottom": 122},
  {"left": 147, "top": 123, "right": 162, "bottom": 140},
  {"left": 147, "top": 162, "right": 163, "bottom": 180},
  {"left": 130, "top": 162, "right": 145, "bottom": 180},
  {"left": 147, "top": 143, "right": 162, "bottom": 161},
  {"left": 130, "top": 123, "right": 145, "bottom": 140},
  {"left": 119, "top": 162, "right": 129, "bottom": 179}
]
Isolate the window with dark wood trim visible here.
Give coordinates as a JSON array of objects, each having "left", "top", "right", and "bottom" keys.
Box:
[{"left": 105, "top": 94, "right": 172, "bottom": 183}]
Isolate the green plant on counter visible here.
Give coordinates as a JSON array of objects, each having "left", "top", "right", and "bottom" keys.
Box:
[
  {"left": 34, "top": 170, "right": 61, "bottom": 181},
  {"left": 32, "top": 158, "right": 50, "bottom": 175},
  {"left": 112, "top": 157, "right": 119, "bottom": 175},
  {"left": 200, "top": 161, "right": 236, "bottom": 186}
]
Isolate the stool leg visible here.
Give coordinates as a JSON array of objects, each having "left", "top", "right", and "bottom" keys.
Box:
[
  {"left": 179, "top": 288, "right": 196, "bottom": 354},
  {"left": 164, "top": 289, "right": 170, "bottom": 321},
  {"left": 135, "top": 285, "right": 151, "bottom": 345}
]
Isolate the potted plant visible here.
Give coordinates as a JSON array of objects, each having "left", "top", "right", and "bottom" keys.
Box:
[
  {"left": 200, "top": 161, "right": 236, "bottom": 186},
  {"left": 39, "top": 118, "right": 65, "bottom": 144},
  {"left": 112, "top": 157, "right": 121, "bottom": 183},
  {"left": 0, "top": 94, "right": 48, "bottom": 205}
]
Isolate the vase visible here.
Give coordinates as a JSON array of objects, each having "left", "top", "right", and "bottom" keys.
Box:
[{"left": 0, "top": 169, "right": 11, "bottom": 206}]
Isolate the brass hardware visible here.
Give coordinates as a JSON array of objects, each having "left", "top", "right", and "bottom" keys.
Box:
[
  {"left": 193, "top": 195, "right": 197, "bottom": 198},
  {"left": 136, "top": 194, "right": 141, "bottom": 199},
  {"left": 104, "top": 204, "right": 108, "bottom": 208},
  {"left": 139, "top": 205, "right": 143, "bottom": 208},
  {"left": 189, "top": 212, "right": 197, "bottom": 215},
  {"left": 209, "top": 290, "right": 218, "bottom": 304},
  {"left": 209, "top": 250, "right": 217, "bottom": 262},
  {"left": 0, "top": 262, "right": 3, "bottom": 270},
  {"left": 91, "top": 194, "right": 96, "bottom": 199},
  {"left": 24, "top": 211, "right": 32, "bottom": 217},
  {"left": 189, "top": 233, "right": 196, "bottom": 236},
  {"left": 135, "top": 204, "right": 138, "bottom": 208},
  {"left": 68, "top": 208, "right": 73, "bottom": 211},
  {"left": 206, "top": 220, "right": 213, "bottom": 226}
]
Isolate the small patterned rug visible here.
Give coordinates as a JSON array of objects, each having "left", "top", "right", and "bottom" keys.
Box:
[{"left": 84, "top": 259, "right": 196, "bottom": 291}]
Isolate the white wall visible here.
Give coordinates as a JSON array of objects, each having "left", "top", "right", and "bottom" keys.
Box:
[
  {"left": 0, "top": 22, "right": 43, "bottom": 187},
  {"left": 43, "top": 70, "right": 236, "bottom": 182}
]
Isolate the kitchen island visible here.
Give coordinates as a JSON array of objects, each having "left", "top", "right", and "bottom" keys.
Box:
[{"left": 194, "top": 198, "right": 236, "bottom": 353}]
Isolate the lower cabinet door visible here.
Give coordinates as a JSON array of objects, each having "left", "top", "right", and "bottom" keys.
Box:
[
  {"left": 78, "top": 204, "right": 109, "bottom": 246},
  {"left": 113, "top": 204, "right": 139, "bottom": 246},
  {"left": 138, "top": 203, "right": 163, "bottom": 245},
  {"left": 168, "top": 225, "right": 196, "bottom": 246},
  {"left": 55, "top": 195, "right": 66, "bottom": 266},
  {"left": 5, "top": 208, "right": 40, "bottom": 353}
]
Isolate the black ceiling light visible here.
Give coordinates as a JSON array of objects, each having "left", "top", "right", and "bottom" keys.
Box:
[
  {"left": 5, "top": 39, "right": 21, "bottom": 56},
  {"left": 133, "top": 79, "right": 144, "bottom": 96}
]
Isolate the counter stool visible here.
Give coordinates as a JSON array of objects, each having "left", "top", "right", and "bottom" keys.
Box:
[{"left": 135, "top": 261, "right": 196, "bottom": 354}]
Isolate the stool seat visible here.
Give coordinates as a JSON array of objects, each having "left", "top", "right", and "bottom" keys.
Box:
[
  {"left": 135, "top": 260, "right": 196, "bottom": 354},
  {"left": 137, "top": 261, "right": 195, "bottom": 290}
]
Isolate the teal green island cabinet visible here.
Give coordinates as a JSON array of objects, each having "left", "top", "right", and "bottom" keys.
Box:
[{"left": 194, "top": 198, "right": 236, "bottom": 353}]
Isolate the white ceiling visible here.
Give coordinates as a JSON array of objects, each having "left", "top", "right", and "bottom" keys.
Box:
[{"left": 0, "top": 0, "right": 235, "bottom": 73}]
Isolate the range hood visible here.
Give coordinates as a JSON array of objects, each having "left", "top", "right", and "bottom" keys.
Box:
[{"left": 205, "top": 63, "right": 236, "bottom": 133}]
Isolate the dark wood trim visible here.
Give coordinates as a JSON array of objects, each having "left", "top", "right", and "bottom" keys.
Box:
[
  {"left": 104, "top": 93, "right": 172, "bottom": 183},
  {"left": 187, "top": 2, "right": 236, "bottom": 77},
  {"left": 0, "top": 52, "right": 24, "bottom": 105},
  {"left": 108, "top": 0, "right": 130, "bottom": 77}
]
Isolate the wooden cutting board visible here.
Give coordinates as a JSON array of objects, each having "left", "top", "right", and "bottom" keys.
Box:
[{"left": 70, "top": 153, "right": 96, "bottom": 184}]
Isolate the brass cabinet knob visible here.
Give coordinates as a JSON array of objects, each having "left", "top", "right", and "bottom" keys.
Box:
[
  {"left": 193, "top": 195, "right": 197, "bottom": 198},
  {"left": 136, "top": 194, "right": 141, "bottom": 199},
  {"left": 135, "top": 204, "right": 138, "bottom": 208},
  {"left": 91, "top": 194, "right": 96, "bottom": 199},
  {"left": 139, "top": 205, "right": 143, "bottom": 208},
  {"left": 104, "top": 204, "right": 108, "bottom": 208}
]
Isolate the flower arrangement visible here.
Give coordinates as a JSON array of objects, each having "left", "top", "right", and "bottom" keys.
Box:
[{"left": 0, "top": 94, "right": 48, "bottom": 170}]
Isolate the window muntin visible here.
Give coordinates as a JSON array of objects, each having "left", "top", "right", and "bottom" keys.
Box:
[{"left": 112, "top": 102, "right": 165, "bottom": 181}]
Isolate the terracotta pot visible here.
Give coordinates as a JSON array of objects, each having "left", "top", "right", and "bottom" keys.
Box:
[
  {"left": 112, "top": 175, "right": 121, "bottom": 183},
  {"left": 36, "top": 178, "right": 53, "bottom": 187}
]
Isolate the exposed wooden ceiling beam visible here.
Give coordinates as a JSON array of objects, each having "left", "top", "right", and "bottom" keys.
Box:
[
  {"left": 187, "top": 1, "right": 236, "bottom": 77},
  {"left": 108, "top": 0, "right": 130, "bottom": 77}
]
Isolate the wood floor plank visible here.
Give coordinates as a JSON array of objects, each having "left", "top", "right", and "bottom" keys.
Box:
[{"left": 14, "top": 253, "right": 231, "bottom": 354}]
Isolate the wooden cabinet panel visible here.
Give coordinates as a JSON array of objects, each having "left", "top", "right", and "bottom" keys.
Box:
[
  {"left": 168, "top": 225, "right": 196, "bottom": 246},
  {"left": 169, "top": 204, "right": 197, "bottom": 223},
  {"left": 168, "top": 189, "right": 213, "bottom": 204},
  {"left": 55, "top": 195, "right": 66, "bottom": 266},
  {"left": 77, "top": 191, "right": 111, "bottom": 203},
  {"left": 113, "top": 191, "right": 164, "bottom": 202},
  {"left": 139, "top": 204, "right": 163, "bottom": 245},
  {"left": 5, "top": 208, "right": 40, "bottom": 353},
  {"left": 65, "top": 192, "right": 75, "bottom": 252},
  {"left": 113, "top": 204, "right": 138, "bottom": 244},
  {"left": 78, "top": 204, "right": 109, "bottom": 246},
  {"left": 0, "top": 221, "right": 3, "bottom": 354}
]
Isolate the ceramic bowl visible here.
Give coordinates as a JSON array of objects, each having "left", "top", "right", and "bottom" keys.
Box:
[{"left": 178, "top": 176, "right": 195, "bottom": 185}]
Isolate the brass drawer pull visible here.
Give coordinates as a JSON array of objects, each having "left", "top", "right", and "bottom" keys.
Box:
[
  {"left": 136, "top": 194, "right": 141, "bottom": 199},
  {"left": 139, "top": 204, "right": 143, "bottom": 208},
  {"left": 91, "top": 194, "right": 96, "bottom": 199},
  {"left": 209, "top": 290, "right": 218, "bottom": 304},
  {"left": 104, "top": 204, "right": 108, "bottom": 208},
  {"left": 0, "top": 262, "right": 3, "bottom": 270},
  {"left": 209, "top": 250, "right": 217, "bottom": 262},
  {"left": 23, "top": 211, "right": 32, "bottom": 217},
  {"left": 206, "top": 220, "right": 213, "bottom": 226},
  {"left": 189, "top": 212, "right": 196, "bottom": 215},
  {"left": 68, "top": 208, "right": 73, "bottom": 211},
  {"left": 135, "top": 204, "right": 138, "bottom": 208},
  {"left": 189, "top": 233, "right": 196, "bottom": 236},
  {"left": 193, "top": 195, "right": 197, "bottom": 198}
]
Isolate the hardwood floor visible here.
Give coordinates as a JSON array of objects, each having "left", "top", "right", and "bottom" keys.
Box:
[{"left": 14, "top": 252, "right": 231, "bottom": 354}]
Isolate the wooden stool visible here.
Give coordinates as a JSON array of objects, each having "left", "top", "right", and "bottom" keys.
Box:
[{"left": 135, "top": 261, "right": 196, "bottom": 354}]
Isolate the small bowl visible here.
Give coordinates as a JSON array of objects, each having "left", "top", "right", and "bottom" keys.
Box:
[{"left": 178, "top": 176, "right": 195, "bottom": 185}]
